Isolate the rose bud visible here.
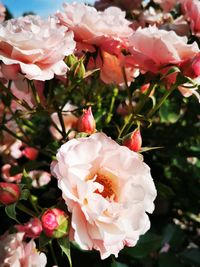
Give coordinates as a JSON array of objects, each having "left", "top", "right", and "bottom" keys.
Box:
[
  {"left": 70, "top": 59, "right": 85, "bottom": 80},
  {"left": 77, "top": 107, "right": 96, "bottom": 134},
  {"left": 122, "top": 128, "right": 142, "bottom": 152},
  {"left": 15, "top": 217, "right": 42, "bottom": 238},
  {"left": 41, "top": 208, "right": 69, "bottom": 238},
  {"left": 22, "top": 147, "right": 39, "bottom": 161},
  {"left": 0, "top": 182, "right": 20, "bottom": 205},
  {"left": 141, "top": 83, "right": 150, "bottom": 94}
]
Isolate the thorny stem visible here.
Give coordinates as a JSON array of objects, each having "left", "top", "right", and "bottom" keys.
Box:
[
  {"left": 118, "top": 83, "right": 155, "bottom": 138},
  {"left": 49, "top": 241, "right": 59, "bottom": 266},
  {"left": 134, "top": 83, "right": 156, "bottom": 114},
  {"left": 147, "top": 85, "right": 176, "bottom": 118}
]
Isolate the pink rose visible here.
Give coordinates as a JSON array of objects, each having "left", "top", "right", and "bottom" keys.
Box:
[
  {"left": 56, "top": 3, "right": 133, "bottom": 46},
  {"left": 0, "top": 15, "right": 75, "bottom": 81},
  {"left": 0, "top": 232, "right": 47, "bottom": 266},
  {"left": 127, "top": 26, "right": 199, "bottom": 74},
  {"left": 56, "top": 3, "right": 135, "bottom": 84},
  {"left": 51, "top": 133, "right": 156, "bottom": 259},
  {"left": 182, "top": 0, "right": 200, "bottom": 37}
]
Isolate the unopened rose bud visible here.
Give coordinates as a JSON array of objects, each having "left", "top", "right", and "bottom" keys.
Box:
[
  {"left": 15, "top": 217, "right": 42, "bottom": 238},
  {"left": 0, "top": 182, "right": 20, "bottom": 205},
  {"left": 65, "top": 54, "right": 77, "bottom": 67},
  {"left": 122, "top": 128, "right": 142, "bottom": 152},
  {"left": 141, "top": 83, "right": 150, "bottom": 93},
  {"left": 41, "top": 208, "right": 69, "bottom": 238},
  {"left": 22, "top": 147, "right": 39, "bottom": 160},
  {"left": 77, "top": 107, "right": 96, "bottom": 134},
  {"left": 71, "top": 60, "right": 85, "bottom": 80}
]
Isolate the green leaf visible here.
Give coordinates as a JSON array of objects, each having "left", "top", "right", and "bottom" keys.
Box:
[
  {"left": 180, "top": 248, "right": 200, "bottom": 266},
  {"left": 39, "top": 232, "right": 52, "bottom": 249},
  {"left": 20, "top": 189, "right": 30, "bottom": 201},
  {"left": 58, "top": 237, "right": 72, "bottom": 267},
  {"left": 162, "top": 224, "right": 185, "bottom": 248},
  {"left": 159, "top": 100, "right": 181, "bottom": 124},
  {"left": 156, "top": 182, "right": 175, "bottom": 199},
  {"left": 111, "top": 262, "right": 129, "bottom": 267},
  {"left": 5, "top": 203, "right": 20, "bottom": 223},
  {"left": 159, "top": 253, "right": 184, "bottom": 267},
  {"left": 123, "top": 232, "right": 162, "bottom": 258},
  {"left": 162, "top": 66, "right": 180, "bottom": 78},
  {"left": 140, "top": 146, "right": 163, "bottom": 153}
]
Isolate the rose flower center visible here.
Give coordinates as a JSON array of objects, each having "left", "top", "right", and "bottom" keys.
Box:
[{"left": 94, "top": 171, "right": 119, "bottom": 201}]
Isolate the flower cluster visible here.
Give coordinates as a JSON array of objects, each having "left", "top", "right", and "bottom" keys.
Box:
[{"left": 0, "top": 1, "right": 200, "bottom": 266}]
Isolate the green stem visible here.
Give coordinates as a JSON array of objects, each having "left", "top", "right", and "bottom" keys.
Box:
[
  {"left": 118, "top": 113, "right": 133, "bottom": 138},
  {"left": 49, "top": 241, "right": 59, "bottom": 266},
  {"left": 17, "top": 202, "right": 36, "bottom": 217},
  {"left": 57, "top": 109, "right": 66, "bottom": 140},
  {"left": 118, "top": 83, "right": 156, "bottom": 138},
  {"left": 48, "top": 111, "right": 64, "bottom": 137},
  {"left": 147, "top": 85, "right": 176, "bottom": 119},
  {"left": 134, "top": 83, "right": 156, "bottom": 114},
  {"left": 1, "top": 124, "right": 53, "bottom": 158},
  {"left": 106, "top": 87, "right": 118, "bottom": 124},
  {"left": 29, "top": 81, "right": 41, "bottom": 106},
  {"left": 0, "top": 81, "right": 31, "bottom": 110},
  {"left": 8, "top": 107, "right": 30, "bottom": 142}
]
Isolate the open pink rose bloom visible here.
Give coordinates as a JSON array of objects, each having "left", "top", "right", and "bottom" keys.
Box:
[{"left": 52, "top": 133, "right": 157, "bottom": 259}]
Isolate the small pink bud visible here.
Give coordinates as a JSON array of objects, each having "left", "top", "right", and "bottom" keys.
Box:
[
  {"left": 0, "top": 182, "right": 20, "bottom": 205},
  {"left": 22, "top": 147, "right": 39, "bottom": 160},
  {"left": 77, "top": 107, "right": 96, "bottom": 134},
  {"left": 141, "top": 83, "right": 150, "bottom": 94},
  {"left": 15, "top": 217, "right": 42, "bottom": 238},
  {"left": 122, "top": 128, "right": 142, "bottom": 152},
  {"left": 41, "top": 208, "right": 69, "bottom": 238}
]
